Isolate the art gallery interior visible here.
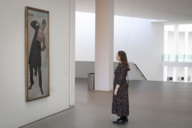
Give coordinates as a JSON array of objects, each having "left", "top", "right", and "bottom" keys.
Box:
[{"left": 0, "top": 0, "right": 192, "bottom": 128}]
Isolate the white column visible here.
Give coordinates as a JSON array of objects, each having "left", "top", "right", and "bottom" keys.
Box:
[
  {"left": 185, "top": 31, "right": 189, "bottom": 57},
  {"left": 163, "top": 66, "right": 167, "bottom": 81},
  {"left": 174, "top": 25, "right": 179, "bottom": 59},
  {"left": 173, "top": 67, "right": 177, "bottom": 82},
  {"left": 173, "top": 25, "right": 179, "bottom": 81},
  {"left": 184, "top": 31, "right": 189, "bottom": 82},
  {"left": 184, "top": 67, "right": 188, "bottom": 82},
  {"left": 163, "top": 31, "right": 168, "bottom": 81},
  {"left": 95, "top": 0, "right": 114, "bottom": 91},
  {"left": 164, "top": 30, "right": 168, "bottom": 55}
]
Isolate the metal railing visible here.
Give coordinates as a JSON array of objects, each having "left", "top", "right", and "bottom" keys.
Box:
[
  {"left": 133, "top": 63, "right": 147, "bottom": 81},
  {"left": 162, "top": 54, "right": 192, "bottom": 62}
]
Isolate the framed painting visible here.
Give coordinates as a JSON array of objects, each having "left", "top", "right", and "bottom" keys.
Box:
[{"left": 25, "top": 6, "right": 50, "bottom": 102}]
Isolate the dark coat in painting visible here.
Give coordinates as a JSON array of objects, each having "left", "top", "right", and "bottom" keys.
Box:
[{"left": 29, "top": 20, "right": 41, "bottom": 75}]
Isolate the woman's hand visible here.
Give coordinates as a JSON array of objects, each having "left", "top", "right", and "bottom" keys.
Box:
[
  {"left": 114, "top": 84, "right": 120, "bottom": 95},
  {"left": 114, "top": 89, "right": 118, "bottom": 95}
]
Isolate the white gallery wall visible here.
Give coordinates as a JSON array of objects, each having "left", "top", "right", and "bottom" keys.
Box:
[
  {"left": 0, "top": 0, "right": 75, "bottom": 128},
  {"left": 75, "top": 12, "right": 95, "bottom": 61},
  {"left": 76, "top": 12, "right": 164, "bottom": 81},
  {"left": 114, "top": 16, "right": 164, "bottom": 81}
]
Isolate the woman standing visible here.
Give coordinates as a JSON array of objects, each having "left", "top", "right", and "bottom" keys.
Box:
[{"left": 112, "top": 51, "right": 130, "bottom": 124}]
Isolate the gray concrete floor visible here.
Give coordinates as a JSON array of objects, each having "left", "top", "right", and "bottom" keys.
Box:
[{"left": 21, "top": 79, "right": 192, "bottom": 128}]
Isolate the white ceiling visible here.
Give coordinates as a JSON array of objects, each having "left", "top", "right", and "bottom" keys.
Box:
[{"left": 76, "top": 0, "right": 192, "bottom": 23}]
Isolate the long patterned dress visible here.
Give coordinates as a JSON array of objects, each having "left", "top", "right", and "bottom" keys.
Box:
[{"left": 112, "top": 63, "right": 129, "bottom": 117}]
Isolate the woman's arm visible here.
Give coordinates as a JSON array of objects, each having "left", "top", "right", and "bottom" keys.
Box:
[
  {"left": 114, "top": 84, "right": 120, "bottom": 95},
  {"left": 114, "top": 66, "right": 126, "bottom": 95}
]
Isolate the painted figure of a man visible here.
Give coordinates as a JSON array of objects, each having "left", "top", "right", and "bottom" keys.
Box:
[{"left": 28, "top": 19, "right": 46, "bottom": 95}]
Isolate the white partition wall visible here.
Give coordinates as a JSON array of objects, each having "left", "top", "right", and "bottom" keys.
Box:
[
  {"left": 69, "top": 0, "right": 76, "bottom": 107},
  {"left": 0, "top": 0, "right": 75, "bottom": 128}
]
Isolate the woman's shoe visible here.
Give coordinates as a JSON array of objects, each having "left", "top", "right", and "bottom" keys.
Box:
[
  {"left": 113, "top": 119, "right": 125, "bottom": 124},
  {"left": 117, "top": 116, "right": 128, "bottom": 122},
  {"left": 123, "top": 117, "right": 128, "bottom": 122}
]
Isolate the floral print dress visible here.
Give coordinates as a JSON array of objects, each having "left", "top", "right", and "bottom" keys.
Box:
[{"left": 112, "top": 63, "right": 129, "bottom": 117}]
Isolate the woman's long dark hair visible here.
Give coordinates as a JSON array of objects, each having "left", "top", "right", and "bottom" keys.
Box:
[{"left": 118, "top": 51, "right": 130, "bottom": 71}]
